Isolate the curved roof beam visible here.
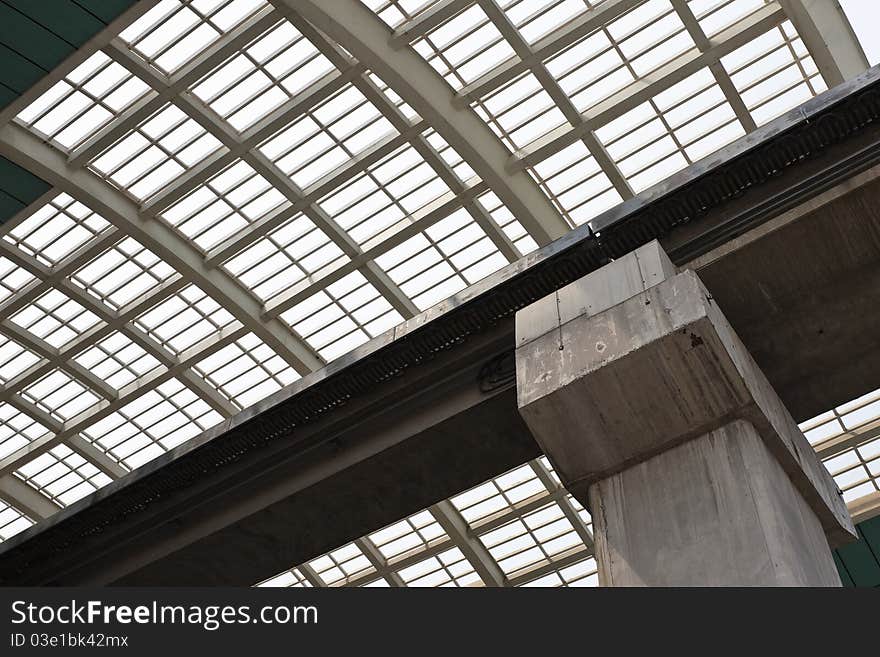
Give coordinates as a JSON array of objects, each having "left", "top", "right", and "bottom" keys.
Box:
[
  {"left": 0, "top": 122, "right": 324, "bottom": 376},
  {"left": 282, "top": 0, "right": 570, "bottom": 246}
]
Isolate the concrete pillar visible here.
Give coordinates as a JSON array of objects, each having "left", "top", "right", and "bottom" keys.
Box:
[{"left": 515, "top": 241, "right": 856, "bottom": 586}]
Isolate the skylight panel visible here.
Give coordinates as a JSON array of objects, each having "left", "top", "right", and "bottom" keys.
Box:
[
  {"left": 80, "top": 378, "right": 224, "bottom": 469},
  {"left": 395, "top": 547, "right": 482, "bottom": 587},
  {"left": 544, "top": 30, "right": 634, "bottom": 114},
  {"left": 15, "top": 52, "right": 150, "bottom": 150},
  {"left": 73, "top": 332, "right": 163, "bottom": 392},
  {"left": 22, "top": 369, "right": 102, "bottom": 422},
  {"left": 611, "top": 0, "right": 694, "bottom": 78},
  {"left": 119, "top": 0, "right": 269, "bottom": 74},
  {"left": 477, "top": 501, "right": 583, "bottom": 577},
  {"left": 413, "top": 5, "right": 517, "bottom": 89},
  {"left": 475, "top": 72, "right": 566, "bottom": 151},
  {"left": 90, "top": 103, "right": 225, "bottom": 201},
  {"left": 0, "top": 499, "right": 34, "bottom": 542},
  {"left": 368, "top": 510, "right": 447, "bottom": 562},
  {"left": 688, "top": 0, "right": 765, "bottom": 38},
  {"left": 451, "top": 463, "right": 547, "bottom": 524},
  {"left": 70, "top": 237, "right": 177, "bottom": 311},
  {"left": 0, "top": 258, "right": 35, "bottom": 305},
  {"left": 529, "top": 141, "right": 619, "bottom": 227},
  {"left": 280, "top": 271, "right": 404, "bottom": 361},
  {"left": 307, "top": 542, "right": 374, "bottom": 586},
  {"left": 503, "top": 0, "right": 604, "bottom": 45},
  {"left": 4, "top": 194, "right": 110, "bottom": 267},
  {"left": 260, "top": 85, "right": 397, "bottom": 189},
  {"left": 223, "top": 214, "right": 344, "bottom": 302},
  {"left": 10, "top": 290, "right": 102, "bottom": 350},
  {"left": 374, "top": 207, "right": 508, "bottom": 311},
  {"left": 721, "top": 21, "right": 826, "bottom": 126},
  {"left": 475, "top": 191, "right": 540, "bottom": 254},
  {"left": 316, "top": 143, "right": 451, "bottom": 247},
  {"left": 15, "top": 443, "right": 112, "bottom": 508},
  {"left": 257, "top": 568, "right": 313, "bottom": 587},
  {"left": 162, "top": 161, "right": 286, "bottom": 251},
  {"left": 0, "top": 403, "right": 48, "bottom": 462},
  {"left": 362, "top": 0, "right": 456, "bottom": 30},
  {"left": 519, "top": 555, "right": 599, "bottom": 587},
  {"left": 0, "top": 337, "right": 39, "bottom": 386},
  {"left": 192, "top": 20, "right": 335, "bottom": 132},
  {"left": 134, "top": 284, "right": 237, "bottom": 355},
  {"left": 192, "top": 332, "right": 300, "bottom": 410}
]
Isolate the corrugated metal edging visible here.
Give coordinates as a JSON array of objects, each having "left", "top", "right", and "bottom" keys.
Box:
[
  {"left": 836, "top": 515, "right": 880, "bottom": 587},
  {"left": 0, "top": 0, "right": 137, "bottom": 223}
]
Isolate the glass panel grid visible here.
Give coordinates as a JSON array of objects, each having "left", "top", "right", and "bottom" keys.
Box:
[
  {"left": 89, "top": 103, "right": 225, "bottom": 201},
  {"left": 15, "top": 52, "right": 150, "bottom": 150},
  {"left": 69, "top": 237, "right": 177, "bottom": 311},
  {"left": 314, "top": 141, "right": 450, "bottom": 247},
  {"left": 394, "top": 546, "right": 483, "bottom": 587},
  {"left": 368, "top": 509, "right": 448, "bottom": 562},
  {"left": 119, "top": 0, "right": 269, "bottom": 74},
  {"left": 192, "top": 332, "right": 300, "bottom": 410},
  {"left": 0, "top": 336, "right": 40, "bottom": 386},
  {"left": 222, "top": 213, "right": 343, "bottom": 302},
  {"left": 190, "top": 19, "right": 335, "bottom": 131},
  {"left": 594, "top": 67, "right": 745, "bottom": 191},
  {"left": 259, "top": 83, "right": 399, "bottom": 190},
  {"left": 162, "top": 160, "right": 287, "bottom": 251},
  {"left": 73, "top": 332, "right": 164, "bottom": 392},
  {"left": 0, "top": 402, "right": 48, "bottom": 462},
  {"left": 134, "top": 284, "right": 237, "bottom": 356},
  {"left": 80, "top": 378, "right": 224, "bottom": 470},
  {"left": 22, "top": 369, "right": 103, "bottom": 422},
  {"left": 3, "top": 194, "right": 111, "bottom": 267},
  {"left": 280, "top": 271, "right": 404, "bottom": 361},
  {"left": 0, "top": 498, "right": 34, "bottom": 542},
  {"left": 10, "top": 289, "right": 103, "bottom": 350},
  {"left": 15, "top": 443, "right": 112, "bottom": 508},
  {"left": 0, "top": 257, "right": 34, "bottom": 306},
  {"left": 801, "top": 388, "right": 880, "bottom": 504},
  {"left": 411, "top": 4, "right": 518, "bottom": 89},
  {"left": 543, "top": 0, "right": 695, "bottom": 113},
  {"left": 720, "top": 20, "right": 827, "bottom": 126},
  {"left": 307, "top": 542, "right": 375, "bottom": 586},
  {"left": 374, "top": 207, "right": 509, "bottom": 311}
]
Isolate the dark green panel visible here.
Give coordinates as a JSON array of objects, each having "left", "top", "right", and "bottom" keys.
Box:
[
  {"left": 0, "top": 42, "right": 46, "bottom": 93},
  {"left": 0, "top": 84, "right": 16, "bottom": 108},
  {"left": 0, "top": 156, "right": 51, "bottom": 223},
  {"left": 0, "top": 188, "right": 25, "bottom": 219},
  {"left": 74, "top": 0, "right": 137, "bottom": 24},
  {"left": 833, "top": 552, "right": 855, "bottom": 587},
  {"left": 0, "top": 5, "right": 75, "bottom": 69},
  {"left": 835, "top": 515, "right": 880, "bottom": 587},
  {"left": 2, "top": 0, "right": 105, "bottom": 45}
]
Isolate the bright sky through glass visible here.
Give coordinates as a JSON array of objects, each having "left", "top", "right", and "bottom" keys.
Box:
[{"left": 0, "top": 0, "right": 876, "bottom": 553}]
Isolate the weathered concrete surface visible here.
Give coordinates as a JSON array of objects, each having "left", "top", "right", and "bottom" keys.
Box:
[
  {"left": 681, "top": 165, "right": 880, "bottom": 421},
  {"left": 590, "top": 419, "right": 842, "bottom": 586},
  {"left": 517, "top": 257, "right": 855, "bottom": 548}
]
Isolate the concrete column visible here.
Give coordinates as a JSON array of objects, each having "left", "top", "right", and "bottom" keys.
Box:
[{"left": 516, "top": 241, "right": 856, "bottom": 586}]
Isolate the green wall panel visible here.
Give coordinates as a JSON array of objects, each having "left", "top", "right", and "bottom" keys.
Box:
[
  {"left": 836, "top": 515, "right": 880, "bottom": 587},
  {"left": 0, "top": 0, "right": 137, "bottom": 222}
]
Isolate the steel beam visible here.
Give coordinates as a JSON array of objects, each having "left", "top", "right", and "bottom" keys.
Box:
[
  {"left": 779, "top": 0, "right": 869, "bottom": 87},
  {"left": 282, "top": 0, "right": 569, "bottom": 245}
]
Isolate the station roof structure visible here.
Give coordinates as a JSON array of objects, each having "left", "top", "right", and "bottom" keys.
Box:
[{"left": 0, "top": 0, "right": 878, "bottom": 585}]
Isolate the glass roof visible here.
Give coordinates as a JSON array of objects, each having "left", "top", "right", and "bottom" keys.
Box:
[
  {"left": 258, "top": 388, "right": 880, "bottom": 587},
  {"left": 0, "top": 0, "right": 873, "bottom": 550}
]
